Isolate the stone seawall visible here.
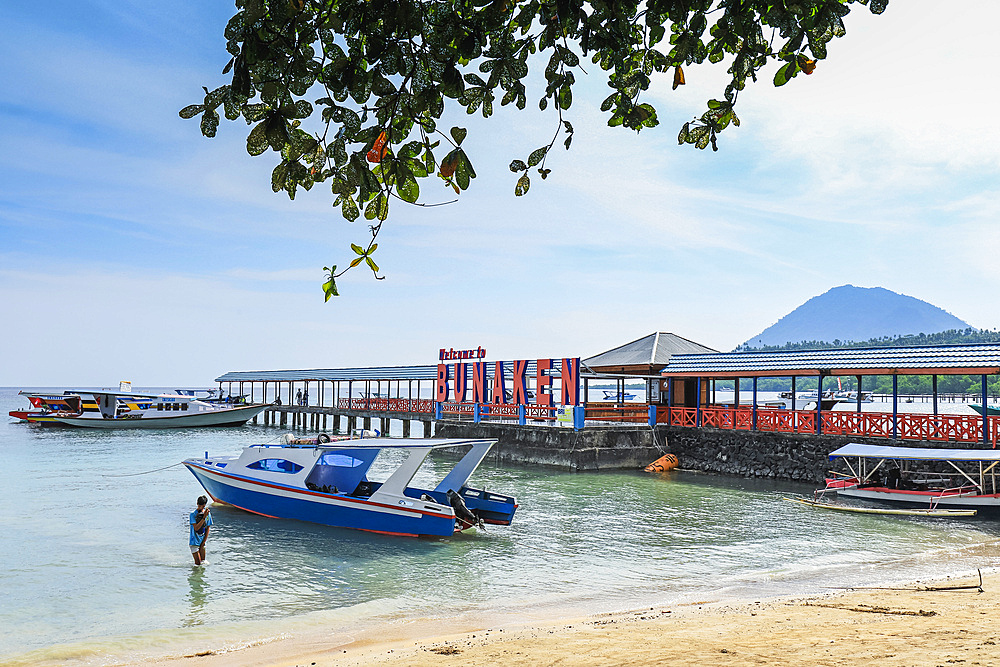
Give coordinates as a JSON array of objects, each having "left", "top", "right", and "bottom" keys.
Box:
[
  {"left": 660, "top": 426, "right": 855, "bottom": 484},
  {"left": 434, "top": 420, "right": 663, "bottom": 471},
  {"left": 436, "top": 420, "right": 986, "bottom": 481}
]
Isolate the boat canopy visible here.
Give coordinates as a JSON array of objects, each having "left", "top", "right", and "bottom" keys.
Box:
[{"left": 830, "top": 443, "right": 1000, "bottom": 462}]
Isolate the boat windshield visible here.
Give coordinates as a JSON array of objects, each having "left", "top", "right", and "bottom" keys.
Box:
[{"left": 305, "top": 448, "right": 380, "bottom": 494}]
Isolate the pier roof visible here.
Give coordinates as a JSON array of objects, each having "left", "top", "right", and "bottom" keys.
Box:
[
  {"left": 216, "top": 360, "right": 598, "bottom": 384},
  {"left": 660, "top": 343, "right": 1000, "bottom": 378},
  {"left": 215, "top": 366, "right": 440, "bottom": 383},
  {"left": 583, "top": 332, "right": 718, "bottom": 375}
]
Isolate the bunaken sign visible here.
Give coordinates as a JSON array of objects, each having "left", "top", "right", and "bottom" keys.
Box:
[{"left": 436, "top": 358, "right": 581, "bottom": 407}]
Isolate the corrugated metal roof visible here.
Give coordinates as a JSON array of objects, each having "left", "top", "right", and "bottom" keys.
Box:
[
  {"left": 215, "top": 366, "right": 440, "bottom": 383},
  {"left": 215, "top": 360, "right": 580, "bottom": 383},
  {"left": 661, "top": 343, "right": 1000, "bottom": 377},
  {"left": 583, "top": 332, "right": 718, "bottom": 370}
]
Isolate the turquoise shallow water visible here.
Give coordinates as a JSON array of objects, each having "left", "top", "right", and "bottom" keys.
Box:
[{"left": 3, "top": 387, "right": 1000, "bottom": 665}]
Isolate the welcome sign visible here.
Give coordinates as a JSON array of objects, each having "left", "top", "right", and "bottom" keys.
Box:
[{"left": 435, "top": 358, "right": 581, "bottom": 407}]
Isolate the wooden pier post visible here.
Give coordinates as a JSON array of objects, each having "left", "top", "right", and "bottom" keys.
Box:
[
  {"left": 363, "top": 417, "right": 371, "bottom": 430},
  {"left": 423, "top": 420, "right": 431, "bottom": 438},
  {"left": 381, "top": 418, "right": 390, "bottom": 435},
  {"left": 348, "top": 416, "right": 356, "bottom": 432},
  {"left": 334, "top": 414, "right": 341, "bottom": 432},
  {"left": 403, "top": 419, "right": 411, "bottom": 438}
]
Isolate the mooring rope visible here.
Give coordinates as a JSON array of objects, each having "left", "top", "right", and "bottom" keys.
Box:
[{"left": 102, "top": 462, "right": 184, "bottom": 477}]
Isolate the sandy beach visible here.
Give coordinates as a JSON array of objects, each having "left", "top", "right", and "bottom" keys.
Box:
[{"left": 153, "top": 568, "right": 1000, "bottom": 667}]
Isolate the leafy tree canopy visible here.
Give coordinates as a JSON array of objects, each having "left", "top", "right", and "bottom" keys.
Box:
[{"left": 181, "top": 0, "right": 888, "bottom": 298}]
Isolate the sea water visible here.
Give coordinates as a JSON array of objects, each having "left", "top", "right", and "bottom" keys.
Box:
[{"left": 2, "top": 387, "right": 999, "bottom": 665}]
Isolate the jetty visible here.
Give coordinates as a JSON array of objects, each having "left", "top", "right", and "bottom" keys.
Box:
[{"left": 214, "top": 336, "right": 1000, "bottom": 478}]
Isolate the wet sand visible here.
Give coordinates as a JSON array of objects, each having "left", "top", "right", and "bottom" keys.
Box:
[{"left": 157, "top": 569, "right": 999, "bottom": 667}]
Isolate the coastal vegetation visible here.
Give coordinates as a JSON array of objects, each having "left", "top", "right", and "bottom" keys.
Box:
[{"left": 180, "top": 0, "right": 888, "bottom": 296}]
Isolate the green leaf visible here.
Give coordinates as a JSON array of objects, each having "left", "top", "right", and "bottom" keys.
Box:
[
  {"left": 397, "top": 175, "right": 419, "bottom": 203},
  {"left": 509, "top": 159, "right": 526, "bottom": 172},
  {"left": 322, "top": 265, "right": 340, "bottom": 300},
  {"left": 322, "top": 275, "right": 339, "bottom": 301},
  {"left": 340, "top": 196, "right": 359, "bottom": 221},
  {"left": 350, "top": 256, "right": 364, "bottom": 268},
  {"left": 365, "top": 256, "right": 379, "bottom": 273},
  {"left": 450, "top": 127, "right": 467, "bottom": 145},
  {"left": 200, "top": 109, "right": 220, "bottom": 138},
  {"left": 527, "top": 146, "right": 548, "bottom": 167},
  {"left": 179, "top": 104, "right": 204, "bottom": 119},
  {"left": 351, "top": 243, "right": 365, "bottom": 255},
  {"left": 773, "top": 62, "right": 795, "bottom": 87},
  {"left": 515, "top": 173, "right": 530, "bottom": 196},
  {"left": 247, "top": 121, "right": 268, "bottom": 156}
]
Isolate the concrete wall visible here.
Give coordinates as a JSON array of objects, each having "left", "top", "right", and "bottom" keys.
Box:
[{"left": 434, "top": 420, "right": 662, "bottom": 471}]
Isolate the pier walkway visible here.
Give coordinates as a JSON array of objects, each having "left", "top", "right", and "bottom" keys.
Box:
[{"left": 219, "top": 342, "right": 1000, "bottom": 448}]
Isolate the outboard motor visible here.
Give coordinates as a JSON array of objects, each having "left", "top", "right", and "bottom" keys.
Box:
[{"left": 446, "top": 489, "right": 484, "bottom": 530}]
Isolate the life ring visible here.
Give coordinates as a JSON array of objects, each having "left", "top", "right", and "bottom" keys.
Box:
[
  {"left": 317, "top": 433, "right": 331, "bottom": 443},
  {"left": 644, "top": 453, "right": 678, "bottom": 473}
]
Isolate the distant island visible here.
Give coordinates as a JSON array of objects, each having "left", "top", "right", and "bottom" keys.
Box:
[{"left": 739, "top": 285, "right": 971, "bottom": 350}]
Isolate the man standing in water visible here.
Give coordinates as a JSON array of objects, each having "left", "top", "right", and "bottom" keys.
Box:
[{"left": 189, "top": 496, "right": 213, "bottom": 565}]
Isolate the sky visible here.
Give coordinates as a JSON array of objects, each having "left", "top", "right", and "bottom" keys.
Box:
[{"left": 2, "top": 1, "right": 999, "bottom": 386}]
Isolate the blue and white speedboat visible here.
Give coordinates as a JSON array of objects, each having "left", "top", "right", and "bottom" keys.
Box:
[{"left": 183, "top": 436, "right": 518, "bottom": 537}]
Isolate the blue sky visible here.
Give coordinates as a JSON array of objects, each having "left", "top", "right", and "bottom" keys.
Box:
[{"left": 2, "top": 1, "right": 998, "bottom": 386}]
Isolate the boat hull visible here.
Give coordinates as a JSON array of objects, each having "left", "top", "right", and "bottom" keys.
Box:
[
  {"left": 835, "top": 486, "right": 1000, "bottom": 510},
  {"left": 184, "top": 461, "right": 459, "bottom": 537},
  {"left": 53, "top": 404, "right": 267, "bottom": 429}
]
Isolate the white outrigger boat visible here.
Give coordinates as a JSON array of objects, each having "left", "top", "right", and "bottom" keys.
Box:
[
  {"left": 52, "top": 389, "right": 266, "bottom": 428},
  {"left": 183, "top": 436, "right": 518, "bottom": 537},
  {"left": 815, "top": 443, "right": 1000, "bottom": 513}
]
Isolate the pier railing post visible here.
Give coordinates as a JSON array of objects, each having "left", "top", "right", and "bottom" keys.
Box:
[
  {"left": 434, "top": 402, "right": 443, "bottom": 421},
  {"left": 648, "top": 405, "right": 656, "bottom": 428},
  {"left": 982, "top": 374, "right": 989, "bottom": 447},
  {"left": 574, "top": 405, "right": 585, "bottom": 431},
  {"left": 518, "top": 404, "right": 526, "bottom": 426},
  {"left": 473, "top": 403, "right": 481, "bottom": 424}
]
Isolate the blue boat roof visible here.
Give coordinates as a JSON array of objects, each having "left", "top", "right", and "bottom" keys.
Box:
[
  {"left": 660, "top": 343, "right": 1000, "bottom": 378},
  {"left": 830, "top": 443, "right": 1000, "bottom": 462}
]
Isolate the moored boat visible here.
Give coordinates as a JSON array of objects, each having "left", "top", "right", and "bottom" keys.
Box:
[
  {"left": 183, "top": 436, "right": 518, "bottom": 537},
  {"left": 51, "top": 390, "right": 266, "bottom": 428},
  {"left": 819, "top": 443, "right": 1000, "bottom": 512},
  {"left": 8, "top": 392, "right": 94, "bottom": 424}
]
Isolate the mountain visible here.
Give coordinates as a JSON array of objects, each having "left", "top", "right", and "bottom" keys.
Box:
[{"left": 740, "top": 285, "right": 971, "bottom": 349}]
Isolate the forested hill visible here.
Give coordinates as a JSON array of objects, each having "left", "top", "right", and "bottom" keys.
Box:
[
  {"left": 734, "top": 328, "right": 1000, "bottom": 353},
  {"left": 739, "top": 285, "right": 971, "bottom": 350}
]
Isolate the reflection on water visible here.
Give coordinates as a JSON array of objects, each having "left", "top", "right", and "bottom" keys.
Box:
[
  {"left": 2, "top": 387, "right": 1000, "bottom": 662},
  {"left": 185, "top": 567, "right": 209, "bottom": 626}
]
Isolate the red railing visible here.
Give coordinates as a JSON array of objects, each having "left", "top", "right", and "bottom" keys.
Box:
[
  {"left": 439, "top": 402, "right": 559, "bottom": 422},
  {"left": 336, "top": 398, "right": 434, "bottom": 413},
  {"left": 656, "top": 405, "right": 997, "bottom": 445},
  {"left": 441, "top": 402, "right": 475, "bottom": 415},
  {"left": 584, "top": 405, "right": 648, "bottom": 423},
  {"left": 479, "top": 404, "right": 520, "bottom": 419}
]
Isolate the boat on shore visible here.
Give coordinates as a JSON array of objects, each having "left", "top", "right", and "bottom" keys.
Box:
[
  {"left": 968, "top": 403, "right": 1000, "bottom": 416},
  {"left": 183, "top": 436, "right": 518, "bottom": 537},
  {"left": 817, "top": 443, "right": 1000, "bottom": 511}
]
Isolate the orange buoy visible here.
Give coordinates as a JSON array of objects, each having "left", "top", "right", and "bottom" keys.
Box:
[{"left": 644, "top": 453, "right": 678, "bottom": 473}]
